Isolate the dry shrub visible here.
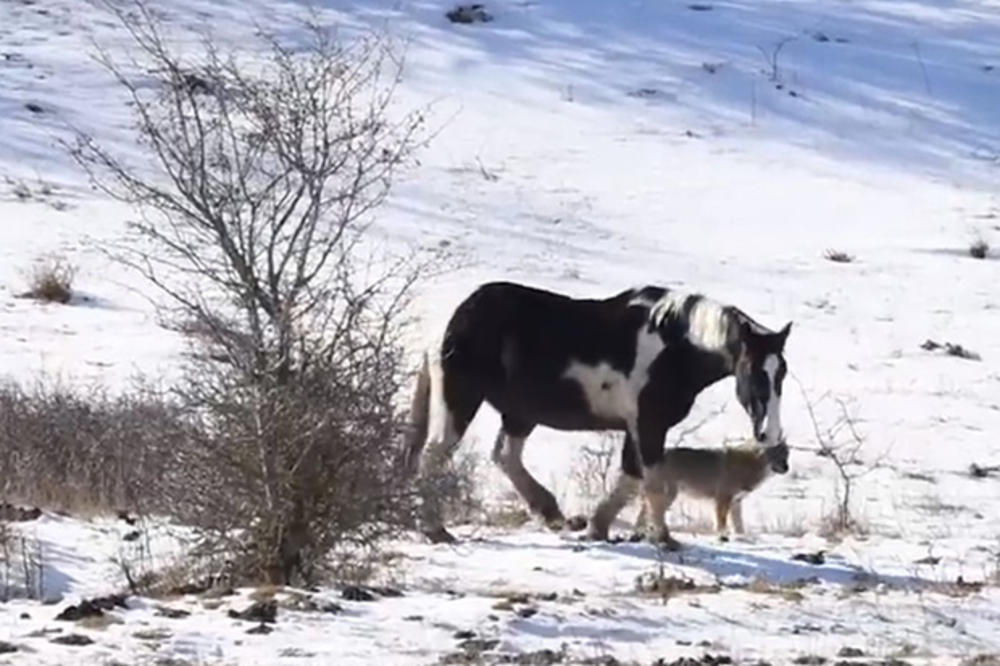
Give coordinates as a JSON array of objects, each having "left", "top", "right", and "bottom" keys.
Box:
[
  {"left": 969, "top": 237, "right": 989, "bottom": 259},
  {"left": 436, "top": 448, "right": 485, "bottom": 526},
  {"left": 634, "top": 566, "right": 720, "bottom": 603},
  {"left": 571, "top": 433, "right": 619, "bottom": 511},
  {"left": 818, "top": 503, "right": 870, "bottom": 541},
  {"left": 962, "top": 656, "right": 1000, "bottom": 666},
  {"left": 62, "top": 1, "right": 439, "bottom": 587},
  {"left": 742, "top": 576, "right": 808, "bottom": 603},
  {"left": 0, "top": 381, "right": 185, "bottom": 515},
  {"left": 22, "top": 255, "right": 75, "bottom": 304},
  {"left": 159, "top": 357, "right": 419, "bottom": 586},
  {"left": 482, "top": 504, "right": 532, "bottom": 530},
  {"left": 924, "top": 576, "right": 985, "bottom": 598},
  {"left": 823, "top": 249, "right": 855, "bottom": 263},
  {"left": 0, "top": 522, "right": 46, "bottom": 601}
]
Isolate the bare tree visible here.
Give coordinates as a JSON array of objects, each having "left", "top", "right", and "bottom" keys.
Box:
[
  {"left": 69, "top": 2, "right": 429, "bottom": 584},
  {"left": 796, "top": 382, "right": 884, "bottom": 534}
]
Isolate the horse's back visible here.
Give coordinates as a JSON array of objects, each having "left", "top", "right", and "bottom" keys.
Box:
[
  {"left": 437, "top": 282, "right": 646, "bottom": 425},
  {"left": 443, "top": 281, "right": 634, "bottom": 359}
]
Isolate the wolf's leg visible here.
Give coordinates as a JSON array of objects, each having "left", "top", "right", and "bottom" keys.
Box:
[
  {"left": 730, "top": 497, "right": 746, "bottom": 535},
  {"left": 715, "top": 495, "right": 732, "bottom": 541}
]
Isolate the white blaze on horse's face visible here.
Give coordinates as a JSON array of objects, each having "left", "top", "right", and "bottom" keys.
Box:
[{"left": 760, "top": 354, "right": 783, "bottom": 447}]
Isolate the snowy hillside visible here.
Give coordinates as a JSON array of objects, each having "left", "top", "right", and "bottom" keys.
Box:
[{"left": 1, "top": 0, "right": 1000, "bottom": 663}]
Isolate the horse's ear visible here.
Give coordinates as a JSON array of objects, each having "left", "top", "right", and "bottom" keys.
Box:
[{"left": 777, "top": 321, "right": 793, "bottom": 347}]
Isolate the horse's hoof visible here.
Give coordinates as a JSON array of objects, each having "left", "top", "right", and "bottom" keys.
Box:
[
  {"left": 627, "top": 532, "right": 645, "bottom": 543},
  {"left": 423, "top": 527, "right": 457, "bottom": 544},
  {"left": 564, "top": 515, "right": 588, "bottom": 532},
  {"left": 718, "top": 534, "right": 730, "bottom": 543}
]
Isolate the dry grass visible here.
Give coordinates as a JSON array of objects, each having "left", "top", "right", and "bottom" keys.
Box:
[
  {"left": 913, "top": 492, "right": 968, "bottom": 516},
  {"left": 571, "top": 433, "right": 619, "bottom": 512},
  {"left": 248, "top": 585, "right": 280, "bottom": 603},
  {"left": 760, "top": 513, "right": 808, "bottom": 538},
  {"left": 77, "top": 614, "right": 124, "bottom": 630},
  {"left": 823, "top": 249, "right": 856, "bottom": 263},
  {"left": 634, "top": 567, "right": 721, "bottom": 601},
  {"left": 969, "top": 237, "right": 990, "bottom": 259},
  {"left": 21, "top": 255, "right": 76, "bottom": 304},
  {"left": 0, "top": 523, "right": 46, "bottom": 602},
  {"left": 818, "top": 507, "right": 870, "bottom": 541},
  {"left": 132, "top": 628, "right": 172, "bottom": 642},
  {"left": 436, "top": 447, "right": 485, "bottom": 526},
  {"left": 0, "top": 381, "right": 187, "bottom": 517},
  {"left": 481, "top": 504, "right": 532, "bottom": 529},
  {"left": 741, "top": 576, "right": 809, "bottom": 603},
  {"left": 924, "top": 577, "right": 986, "bottom": 598}
]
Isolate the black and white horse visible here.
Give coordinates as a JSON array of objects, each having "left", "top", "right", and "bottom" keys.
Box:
[{"left": 405, "top": 281, "right": 791, "bottom": 546}]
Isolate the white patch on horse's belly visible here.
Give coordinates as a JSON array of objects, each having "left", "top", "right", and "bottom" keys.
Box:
[{"left": 563, "top": 361, "right": 634, "bottom": 420}]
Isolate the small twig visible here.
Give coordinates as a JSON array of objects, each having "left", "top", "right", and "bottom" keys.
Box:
[
  {"left": 757, "top": 36, "right": 796, "bottom": 83},
  {"left": 475, "top": 156, "right": 499, "bottom": 182}
]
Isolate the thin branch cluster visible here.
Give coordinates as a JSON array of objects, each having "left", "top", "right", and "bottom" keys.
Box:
[{"left": 68, "top": 2, "right": 431, "bottom": 584}]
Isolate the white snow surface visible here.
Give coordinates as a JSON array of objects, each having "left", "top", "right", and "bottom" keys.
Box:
[{"left": 2, "top": 0, "right": 1000, "bottom": 663}]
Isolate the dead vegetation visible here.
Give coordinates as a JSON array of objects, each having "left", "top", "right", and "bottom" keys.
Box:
[
  {"left": 823, "top": 249, "right": 855, "bottom": 263},
  {"left": 61, "top": 0, "right": 439, "bottom": 586},
  {"left": 3, "top": 175, "right": 69, "bottom": 210},
  {"left": 738, "top": 576, "right": 811, "bottom": 603},
  {"left": 572, "top": 433, "right": 619, "bottom": 511},
  {"left": 923, "top": 576, "right": 986, "bottom": 598},
  {"left": 446, "top": 4, "right": 493, "bottom": 24},
  {"left": 0, "top": 520, "right": 46, "bottom": 601},
  {"left": 634, "top": 565, "right": 720, "bottom": 604},
  {"left": 920, "top": 339, "right": 981, "bottom": 361},
  {"left": 437, "top": 448, "right": 487, "bottom": 527},
  {"left": 969, "top": 463, "right": 1000, "bottom": 479},
  {"left": 969, "top": 236, "right": 990, "bottom": 259},
  {"left": 19, "top": 255, "right": 76, "bottom": 304},
  {"left": 757, "top": 35, "right": 796, "bottom": 85},
  {"left": 795, "top": 383, "right": 883, "bottom": 537},
  {"left": 0, "top": 381, "right": 185, "bottom": 516}
]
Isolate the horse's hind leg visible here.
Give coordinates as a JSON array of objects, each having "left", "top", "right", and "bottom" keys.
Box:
[
  {"left": 492, "top": 416, "right": 565, "bottom": 528},
  {"left": 417, "top": 359, "right": 482, "bottom": 544}
]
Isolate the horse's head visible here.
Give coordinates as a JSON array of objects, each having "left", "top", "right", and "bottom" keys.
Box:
[{"left": 734, "top": 321, "right": 791, "bottom": 448}]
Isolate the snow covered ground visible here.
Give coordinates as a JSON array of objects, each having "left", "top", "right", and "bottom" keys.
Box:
[{"left": 2, "top": 0, "right": 999, "bottom": 663}]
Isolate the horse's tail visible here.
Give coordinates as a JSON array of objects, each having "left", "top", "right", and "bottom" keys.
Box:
[{"left": 402, "top": 351, "right": 432, "bottom": 480}]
